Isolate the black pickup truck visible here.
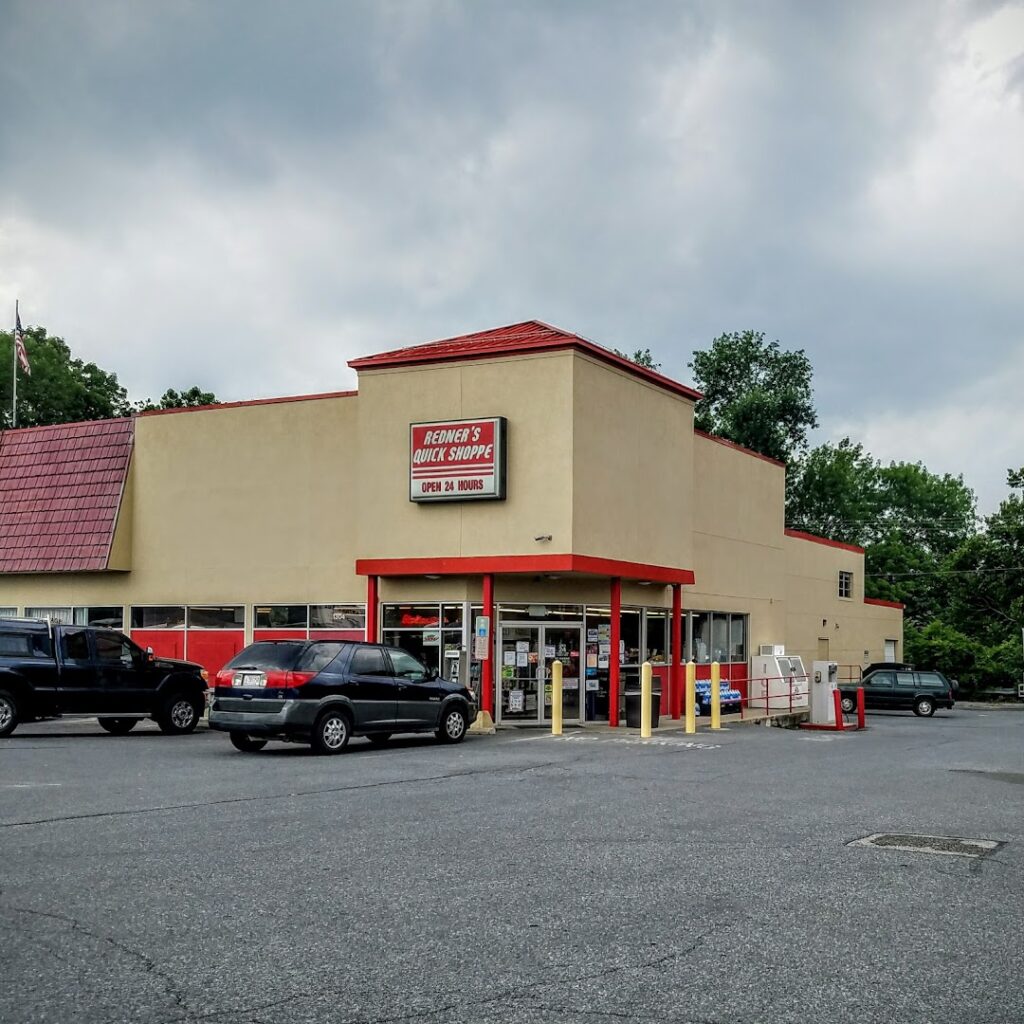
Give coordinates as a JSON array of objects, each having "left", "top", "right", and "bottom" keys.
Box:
[{"left": 0, "top": 618, "right": 208, "bottom": 738}]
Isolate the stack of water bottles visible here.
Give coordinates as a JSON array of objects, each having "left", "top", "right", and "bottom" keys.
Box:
[{"left": 694, "top": 679, "right": 742, "bottom": 716}]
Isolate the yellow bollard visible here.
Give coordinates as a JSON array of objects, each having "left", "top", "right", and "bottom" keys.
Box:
[
  {"left": 551, "top": 659, "right": 563, "bottom": 736},
  {"left": 711, "top": 660, "right": 722, "bottom": 730},
  {"left": 685, "top": 660, "right": 697, "bottom": 734},
  {"left": 640, "top": 661, "right": 653, "bottom": 738}
]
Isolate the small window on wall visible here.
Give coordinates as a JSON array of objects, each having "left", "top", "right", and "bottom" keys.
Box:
[
  {"left": 187, "top": 606, "right": 244, "bottom": 629},
  {"left": 839, "top": 571, "right": 853, "bottom": 599},
  {"left": 132, "top": 606, "right": 186, "bottom": 629},
  {"left": 311, "top": 604, "right": 366, "bottom": 630},
  {"left": 255, "top": 605, "right": 309, "bottom": 629},
  {"left": 0, "top": 607, "right": 17, "bottom": 619}
]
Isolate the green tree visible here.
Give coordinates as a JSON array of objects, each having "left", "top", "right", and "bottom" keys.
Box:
[
  {"left": 135, "top": 386, "right": 218, "bottom": 412},
  {"left": 613, "top": 347, "right": 661, "bottom": 371},
  {"left": 689, "top": 330, "right": 817, "bottom": 463},
  {"left": 1, "top": 325, "right": 131, "bottom": 428}
]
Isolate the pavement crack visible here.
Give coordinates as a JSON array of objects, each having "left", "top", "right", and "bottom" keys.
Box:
[
  {"left": 0, "top": 759, "right": 563, "bottom": 830},
  {"left": 0, "top": 902, "right": 196, "bottom": 1021}
]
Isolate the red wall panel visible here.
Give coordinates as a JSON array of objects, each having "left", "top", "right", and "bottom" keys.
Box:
[
  {"left": 186, "top": 631, "right": 246, "bottom": 676},
  {"left": 131, "top": 629, "right": 185, "bottom": 660}
]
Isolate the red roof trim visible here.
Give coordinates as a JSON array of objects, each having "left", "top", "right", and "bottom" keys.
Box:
[
  {"left": 139, "top": 390, "right": 357, "bottom": 418},
  {"left": 348, "top": 320, "right": 703, "bottom": 403},
  {"left": 864, "top": 597, "right": 905, "bottom": 610},
  {"left": 694, "top": 430, "right": 786, "bottom": 468},
  {"left": 784, "top": 528, "right": 864, "bottom": 554},
  {"left": 355, "top": 553, "right": 695, "bottom": 586}
]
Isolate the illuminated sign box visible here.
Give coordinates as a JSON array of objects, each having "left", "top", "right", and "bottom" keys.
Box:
[{"left": 410, "top": 417, "right": 507, "bottom": 503}]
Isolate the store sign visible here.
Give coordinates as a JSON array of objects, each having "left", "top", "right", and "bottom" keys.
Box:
[{"left": 410, "top": 417, "right": 507, "bottom": 502}]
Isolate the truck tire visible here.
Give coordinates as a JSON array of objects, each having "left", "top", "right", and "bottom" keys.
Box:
[
  {"left": 157, "top": 692, "right": 202, "bottom": 735},
  {"left": 0, "top": 690, "right": 19, "bottom": 738}
]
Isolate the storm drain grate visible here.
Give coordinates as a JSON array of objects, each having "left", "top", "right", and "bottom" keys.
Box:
[{"left": 848, "top": 833, "right": 1005, "bottom": 858}]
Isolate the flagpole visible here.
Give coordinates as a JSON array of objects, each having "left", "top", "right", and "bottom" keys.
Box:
[{"left": 11, "top": 299, "right": 16, "bottom": 429}]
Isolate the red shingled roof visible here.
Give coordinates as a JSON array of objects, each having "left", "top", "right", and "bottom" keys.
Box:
[
  {"left": 0, "top": 418, "right": 134, "bottom": 573},
  {"left": 348, "top": 320, "right": 703, "bottom": 402}
]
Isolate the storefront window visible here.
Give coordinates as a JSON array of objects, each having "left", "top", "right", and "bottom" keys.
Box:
[
  {"left": 384, "top": 629, "right": 440, "bottom": 673},
  {"left": 72, "top": 606, "right": 124, "bottom": 628},
  {"left": 729, "top": 615, "right": 747, "bottom": 662},
  {"left": 645, "top": 610, "right": 667, "bottom": 664},
  {"left": 25, "top": 606, "right": 73, "bottom": 624},
  {"left": 382, "top": 604, "right": 442, "bottom": 629},
  {"left": 0, "top": 607, "right": 16, "bottom": 619},
  {"left": 620, "top": 608, "right": 641, "bottom": 666},
  {"left": 132, "top": 606, "right": 186, "bottom": 629},
  {"left": 711, "top": 613, "right": 729, "bottom": 662},
  {"left": 692, "top": 612, "right": 711, "bottom": 664},
  {"left": 311, "top": 604, "right": 365, "bottom": 630},
  {"left": 255, "top": 605, "right": 308, "bottom": 629},
  {"left": 188, "top": 606, "right": 244, "bottom": 629}
]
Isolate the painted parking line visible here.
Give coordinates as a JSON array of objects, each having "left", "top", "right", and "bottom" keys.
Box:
[
  {"left": 0, "top": 783, "right": 63, "bottom": 789},
  {"left": 512, "top": 733, "right": 721, "bottom": 749}
]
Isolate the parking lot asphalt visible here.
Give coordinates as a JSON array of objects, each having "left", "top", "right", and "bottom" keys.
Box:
[{"left": 1, "top": 708, "right": 1022, "bottom": 1024}]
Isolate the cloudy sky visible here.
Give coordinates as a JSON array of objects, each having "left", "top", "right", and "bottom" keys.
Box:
[{"left": 1, "top": 1, "right": 1022, "bottom": 511}]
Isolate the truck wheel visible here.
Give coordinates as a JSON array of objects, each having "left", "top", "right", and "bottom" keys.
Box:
[
  {"left": 158, "top": 693, "right": 202, "bottom": 735},
  {"left": 99, "top": 718, "right": 138, "bottom": 735},
  {"left": 229, "top": 732, "right": 267, "bottom": 753},
  {"left": 0, "top": 690, "right": 19, "bottom": 738}
]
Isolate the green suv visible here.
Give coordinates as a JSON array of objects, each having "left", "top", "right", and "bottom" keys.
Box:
[{"left": 839, "top": 669, "right": 955, "bottom": 718}]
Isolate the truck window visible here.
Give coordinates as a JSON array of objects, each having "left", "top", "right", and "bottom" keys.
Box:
[
  {"left": 62, "top": 630, "right": 91, "bottom": 662},
  {"left": 0, "top": 634, "right": 32, "bottom": 657},
  {"left": 95, "top": 633, "right": 138, "bottom": 668}
]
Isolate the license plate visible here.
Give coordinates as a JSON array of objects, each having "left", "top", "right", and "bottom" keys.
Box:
[{"left": 233, "top": 671, "right": 266, "bottom": 688}]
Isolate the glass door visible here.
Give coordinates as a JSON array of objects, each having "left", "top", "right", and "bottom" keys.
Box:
[
  {"left": 540, "top": 625, "right": 583, "bottom": 724},
  {"left": 498, "top": 625, "right": 541, "bottom": 723}
]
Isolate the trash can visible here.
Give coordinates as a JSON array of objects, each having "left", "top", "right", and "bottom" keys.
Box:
[{"left": 624, "top": 688, "right": 661, "bottom": 729}]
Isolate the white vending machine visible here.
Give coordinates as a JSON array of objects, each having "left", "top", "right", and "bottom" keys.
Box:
[
  {"left": 749, "top": 649, "right": 809, "bottom": 711},
  {"left": 810, "top": 660, "right": 839, "bottom": 725}
]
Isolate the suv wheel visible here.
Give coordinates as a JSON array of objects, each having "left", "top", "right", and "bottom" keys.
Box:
[
  {"left": 914, "top": 697, "right": 935, "bottom": 718},
  {"left": 99, "top": 718, "right": 138, "bottom": 735},
  {"left": 158, "top": 693, "right": 202, "bottom": 735},
  {"left": 229, "top": 732, "right": 267, "bottom": 753},
  {"left": 311, "top": 709, "right": 350, "bottom": 755},
  {"left": 0, "top": 690, "right": 19, "bottom": 738},
  {"left": 840, "top": 695, "right": 855, "bottom": 715},
  {"left": 436, "top": 706, "right": 467, "bottom": 744}
]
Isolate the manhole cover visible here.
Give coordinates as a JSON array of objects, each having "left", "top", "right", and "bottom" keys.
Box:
[{"left": 849, "top": 833, "right": 1005, "bottom": 858}]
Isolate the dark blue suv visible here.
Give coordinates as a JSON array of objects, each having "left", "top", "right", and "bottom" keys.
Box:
[{"left": 209, "top": 640, "right": 477, "bottom": 754}]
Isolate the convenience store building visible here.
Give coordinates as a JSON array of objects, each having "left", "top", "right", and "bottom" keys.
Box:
[{"left": 0, "top": 320, "right": 903, "bottom": 725}]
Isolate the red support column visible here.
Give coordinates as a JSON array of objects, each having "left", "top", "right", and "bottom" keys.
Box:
[
  {"left": 671, "top": 584, "right": 683, "bottom": 720},
  {"left": 481, "top": 573, "right": 495, "bottom": 717},
  {"left": 366, "top": 575, "right": 378, "bottom": 642},
  {"left": 609, "top": 578, "right": 622, "bottom": 727}
]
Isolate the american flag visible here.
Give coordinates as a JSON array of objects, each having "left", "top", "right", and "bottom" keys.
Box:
[{"left": 14, "top": 310, "right": 30, "bottom": 375}]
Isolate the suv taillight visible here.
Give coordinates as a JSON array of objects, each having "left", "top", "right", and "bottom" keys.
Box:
[
  {"left": 262, "top": 670, "right": 317, "bottom": 689},
  {"left": 215, "top": 669, "right": 233, "bottom": 688}
]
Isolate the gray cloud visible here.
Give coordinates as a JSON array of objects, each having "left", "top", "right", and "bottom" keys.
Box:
[{"left": 1, "top": 0, "right": 1021, "bottom": 511}]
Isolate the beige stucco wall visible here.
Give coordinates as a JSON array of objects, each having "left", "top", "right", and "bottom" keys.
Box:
[
  {"left": 571, "top": 353, "right": 694, "bottom": 570},
  {"left": 687, "top": 435, "right": 787, "bottom": 644},
  {"left": 784, "top": 534, "right": 902, "bottom": 671},
  {"left": 354, "top": 351, "right": 575, "bottom": 560}
]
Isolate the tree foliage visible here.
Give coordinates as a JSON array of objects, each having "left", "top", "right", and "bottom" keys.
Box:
[
  {"left": 0, "top": 325, "right": 217, "bottom": 427},
  {"left": 613, "top": 347, "right": 661, "bottom": 371},
  {"left": 689, "top": 330, "right": 817, "bottom": 463}
]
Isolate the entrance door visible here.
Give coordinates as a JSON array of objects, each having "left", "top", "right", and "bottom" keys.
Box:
[
  {"left": 540, "top": 625, "right": 582, "bottom": 724},
  {"left": 497, "top": 624, "right": 583, "bottom": 724}
]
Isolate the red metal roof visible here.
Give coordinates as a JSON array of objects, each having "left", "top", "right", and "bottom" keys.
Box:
[
  {"left": 0, "top": 418, "right": 134, "bottom": 573},
  {"left": 348, "top": 320, "right": 703, "bottom": 402}
]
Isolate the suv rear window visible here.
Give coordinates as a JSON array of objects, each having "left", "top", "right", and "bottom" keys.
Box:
[
  {"left": 295, "top": 642, "right": 347, "bottom": 673},
  {"left": 916, "top": 672, "right": 946, "bottom": 688},
  {"left": 225, "top": 643, "right": 304, "bottom": 671}
]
